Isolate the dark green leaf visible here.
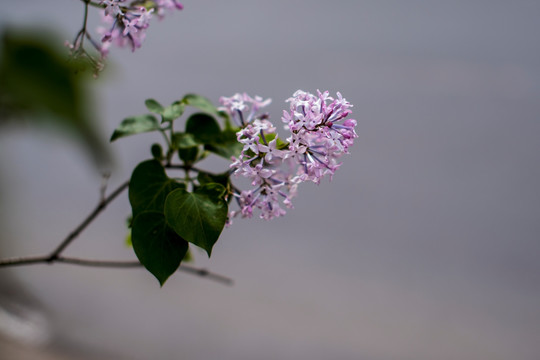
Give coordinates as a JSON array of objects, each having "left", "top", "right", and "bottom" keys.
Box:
[
  {"left": 184, "top": 112, "right": 242, "bottom": 159},
  {"left": 197, "top": 171, "right": 230, "bottom": 188},
  {"left": 205, "top": 129, "right": 243, "bottom": 159},
  {"left": 145, "top": 99, "right": 164, "bottom": 114},
  {"left": 110, "top": 114, "right": 160, "bottom": 141},
  {"left": 164, "top": 184, "right": 228, "bottom": 256},
  {"left": 173, "top": 132, "right": 200, "bottom": 163},
  {"left": 201, "top": 182, "right": 228, "bottom": 198},
  {"left": 185, "top": 113, "right": 221, "bottom": 143},
  {"left": 129, "top": 159, "right": 185, "bottom": 217},
  {"left": 178, "top": 146, "right": 199, "bottom": 163},
  {"left": 132, "top": 211, "right": 188, "bottom": 286},
  {"left": 162, "top": 100, "right": 185, "bottom": 122},
  {"left": 181, "top": 94, "right": 232, "bottom": 127}
]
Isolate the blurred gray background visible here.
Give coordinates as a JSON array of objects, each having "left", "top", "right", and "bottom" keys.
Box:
[{"left": 1, "top": 1, "right": 539, "bottom": 359}]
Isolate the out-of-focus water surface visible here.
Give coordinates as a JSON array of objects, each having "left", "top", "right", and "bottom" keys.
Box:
[{"left": 1, "top": 1, "right": 539, "bottom": 359}]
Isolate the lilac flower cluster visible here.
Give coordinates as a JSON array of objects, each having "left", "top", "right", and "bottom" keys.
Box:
[
  {"left": 220, "top": 90, "right": 357, "bottom": 223},
  {"left": 98, "top": 0, "right": 183, "bottom": 55}
]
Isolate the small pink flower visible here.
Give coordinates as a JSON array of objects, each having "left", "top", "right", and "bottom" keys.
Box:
[{"left": 258, "top": 138, "right": 286, "bottom": 163}]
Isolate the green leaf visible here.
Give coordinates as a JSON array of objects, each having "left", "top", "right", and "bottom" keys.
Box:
[
  {"left": 145, "top": 99, "right": 164, "bottom": 114},
  {"left": 205, "top": 128, "right": 243, "bottom": 159},
  {"left": 201, "top": 182, "right": 228, "bottom": 198},
  {"left": 181, "top": 94, "right": 222, "bottom": 117},
  {"left": 172, "top": 132, "right": 200, "bottom": 163},
  {"left": 129, "top": 159, "right": 185, "bottom": 217},
  {"left": 184, "top": 112, "right": 242, "bottom": 159},
  {"left": 181, "top": 94, "right": 231, "bottom": 127},
  {"left": 178, "top": 146, "right": 199, "bottom": 163},
  {"left": 197, "top": 171, "right": 230, "bottom": 189},
  {"left": 145, "top": 98, "right": 184, "bottom": 122},
  {"left": 132, "top": 211, "right": 188, "bottom": 286},
  {"left": 110, "top": 114, "right": 160, "bottom": 142},
  {"left": 162, "top": 100, "right": 185, "bottom": 122},
  {"left": 185, "top": 113, "right": 221, "bottom": 143},
  {"left": 172, "top": 132, "right": 199, "bottom": 149},
  {"left": 164, "top": 183, "right": 228, "bottom": 256},
  {"left": 259, "top": 132, "right": 289, "bottom": 149}
]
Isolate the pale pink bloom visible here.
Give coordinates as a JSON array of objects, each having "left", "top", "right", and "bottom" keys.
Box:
[{"left": 225, "top": 90, "right": 356, "bottom": 222}]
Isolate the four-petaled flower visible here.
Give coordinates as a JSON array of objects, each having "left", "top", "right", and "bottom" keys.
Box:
[{"left": 258, "top": 138, "right": 286, "bottom": 163}]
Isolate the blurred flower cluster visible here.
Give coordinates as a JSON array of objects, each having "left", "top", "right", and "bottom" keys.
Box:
[
  {"left": 98, "top": 0, "right": 183, "bottom": 55},
  {"left": 220, "top": 90, "right": 357, "bottom": 222},
  {"left": 66, "top": 0, "right": 182, "bottom": 74}
]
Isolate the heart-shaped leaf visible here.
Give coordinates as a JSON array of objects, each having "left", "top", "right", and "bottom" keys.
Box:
[
  {"left": 181, "top": 93, "right": 232, "bottom": 128},
  {"left": 129, "top": 159, "right": 185, "bottom": 217},
  {"left": 185, "top": 113, "right": 221, "bottom": 143},
  {"left": 164, "top": 183, "right": 228, "bottom": 256},
  {"left": 131, "top": 211, "right": 188, "bottom": 286}
]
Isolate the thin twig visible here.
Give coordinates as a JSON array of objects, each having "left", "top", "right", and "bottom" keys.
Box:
[
  {"left": 0, "top": 255, "right": 232, "bottom": 285},
  {"left": 0, "top": 255, "right": 50, "bottom": 267},
  {"left": 47, "top": 180, "right": 129, "bottom": 261},
  {"left": 174, "top": 264, "right": 233, "bottom": 285},
  {"left": 56, "top": 256, "right": 141, "bottom": 268},
  {"left": 79, "top": 0, "right": 90, "bottom": 49}
]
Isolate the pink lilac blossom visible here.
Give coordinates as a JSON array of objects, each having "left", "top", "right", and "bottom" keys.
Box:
[
  {"left": 97, "top": 0, "right": 182, "bottom": 55},
  {"left": 220, "top": 90, "right": 357, "bottom": 223}
]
